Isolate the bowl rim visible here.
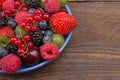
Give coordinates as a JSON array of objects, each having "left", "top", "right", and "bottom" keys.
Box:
[{"left": 0, "top": 5, "right": 73, "bottom": 74}]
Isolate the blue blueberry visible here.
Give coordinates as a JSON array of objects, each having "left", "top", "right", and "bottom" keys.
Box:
[
  {"left": 39, "top": 20, "right": 47, "bottom": 30},
  {"left": 0, "top": 47, "right": 8, "bottom": 58},
  {"left": 44, "top": 30, "right": 53, "bottom": 37},
  {"left": 29, "top": 8, "right": 35, "bottom": 14},
  {"left": 7, "top": 18, "right": 16, "bottom": 28},
  {"left": 43, "top": 36, "right": 51, "bottom": 43}
]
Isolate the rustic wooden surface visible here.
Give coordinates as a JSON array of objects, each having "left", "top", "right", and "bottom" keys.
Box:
[{"left": 1, "top": 1, "right": 120, "bottom": 80}]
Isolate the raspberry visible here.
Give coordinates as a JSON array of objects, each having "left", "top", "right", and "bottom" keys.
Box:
[
  {"left": 15, "top": 11, "right": 28, "bottom": 24},
  {"left": 2, "top": 0, "right": 15, "bottom": 11},
  {"left": 0, "top": 54, "right": 21, "bottom": 73},
  {"left": 40, "top": 42, "right": 60, "bottom": 60},
  {"left": 45, "top": 0, "right": 60, "bottom": 13}
]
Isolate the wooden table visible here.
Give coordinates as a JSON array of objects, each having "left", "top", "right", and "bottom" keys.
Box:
[{"left": 1, "top": 0, "right": 120, "bottom": 80}]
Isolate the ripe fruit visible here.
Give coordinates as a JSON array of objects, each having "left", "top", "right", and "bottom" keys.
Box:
[
  {"left": 34, "top": 15, "right": 41, "bottom": 22},
  {"left": 2, "top": 0, "right": 15, "bottom": 11},
  {"left": 15, "top": 11, "right": 28, "bottom": 24},
  {"left": 51, "top": 12, "right": 77, "bottom": 35},
  {"left": 0, "top": 26, "right": 14, "bottom": 38},
  {"left": 0, "top": 54, "right": 21, "bottom": 73},
  {"left": 43, "top": 13, "right": 50, "bottom": 22},
  {"left": 45, "top": 0, "right": 60, "bottom": 13},
  {"left": 23, "top": 34, "right": 30, "bottom": 41},
  {"left": 24, "top": 47, "right": 41, "bottom": 66},
  {"left": 39, "top": 20, "right": 47, "bottom": 30},
  {"left": 40, "top": 42, "right": 60, "bottom": 60},
  {"left": 0, "top": 47, "right": 8, "bottom": 58},
  {"left": 51, "top": 34, "right": 64, "bottom": 48},
  {"left": 58, "top": 0, "right": 67, "bottom": 8}
]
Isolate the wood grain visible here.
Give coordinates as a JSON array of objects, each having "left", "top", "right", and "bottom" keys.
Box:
[
  {"left": 68, "top": 0, "right": 120, "bottom": 2},
  {"left": 1, "top": 2, "right": 120, "bottom": 80}
]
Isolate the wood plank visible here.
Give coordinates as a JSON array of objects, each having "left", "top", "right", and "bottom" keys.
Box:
[
  {"left": 68, "top": 0, "right": 120, "bottom": 2},
  {"left": 1, "top": 2, "right": 120, "bottom": 80}
]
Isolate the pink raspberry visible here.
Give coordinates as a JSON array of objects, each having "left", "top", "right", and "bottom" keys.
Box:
[
  {"left": 45, "top": 0, "right": 60, "bottom": 13},
  {"left": 40, "top": 42, "right": 60, "bottom": 60},
  {"left": 0, "top": 54, "right": 21, "bottom": 74},
  {"left": 2, "top": 0, "right": 15, "bottom": 11},
  {"left": 15, "top": 11, "right": 28, "bottom": 24}
]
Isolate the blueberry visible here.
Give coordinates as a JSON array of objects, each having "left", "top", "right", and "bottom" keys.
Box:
[
  {"left": 43, "top": 36, "right": 51, "bottom": 43},
  {"left": 0, "top": 47, "right": 8, "bottom": 58},
  {"left": 28, "top": 8, "right": 35, "bottom": 14},
  {"left": 7, "top": 18, "right": 16, "bottom": 28},
  {"left": 39, "top": 20, "right": 47, "bottom": 30},
  {"left": 44, "top": 30, "right": 53, "bottom": 37}
]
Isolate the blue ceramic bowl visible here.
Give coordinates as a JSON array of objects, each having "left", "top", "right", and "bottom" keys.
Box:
[{"left": 0, "top": 5, "right": 72, "bottom": 74}]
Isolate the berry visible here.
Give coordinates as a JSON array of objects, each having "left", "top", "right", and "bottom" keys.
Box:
[
  {"left": 15, "top": 39, "right": 22, "bottom": 47},
  {"left": 40, "top": 42, "right": 60, "bottom": 60},
  {"left": 28, "top": 8, "right": 35, "bottom": 14},
  {"left": 26, "top": 0, "right": 41, "bottom": 9},
  {"left": 23, "top": 34, "right": 30, "bottom": 41},
  {"left": 0, "top": 16, "right": 8, "bottom": 28},
  {"left": 15, "top": 11, "right": 28, "bottom": 24},
  {"left": 0, "top": 47, "right": 8, "bottom": 58},
  {"left": 26, "top": 16, "right": 33, "bottom": 23},
  {"left": 27, "top": 41, "right": 33, "bottom": 48},
  {"left": 34, "top": 15, "right": 41, "bottom": 22},
  {"left": 0, "top": 26, "right": 14, "bottom": 38},
  {"left": 39, "top": 20, "right": 47, "bottom": 30},
  {"left": 45, "top": 0, "right": 60, "bottom": 13},
  {"left": 4, "top": 10, "right": 11, "bottom": 16},
  {"left": 15, "top": 1, "right": 21, "bottom": 9},
  {"left": 30, "top": 29, "right": 43, "bottom": 47},
  {"left": 7, "top": 18, "right": 17, "bottom": 28},
  {"left": 0, "top": 54, "right": 21, "bottom": 73},
  {"left": 0, "top": 0, "right": 5, "bottom": 4},
  {"left": 58, "top": 0, "right": 67, "bottom": 8},
  {"left": 31, "top": 26, "right": 37, "bottom": 31},
  {"left": 25, "top": 25, "right": 31, "bottom": 32},
  {"left": 10, "top": 37, "right": 17, "bottom": 44},
  {"left": 58, "top": 9, "right": 68, "bottom": 13},
  {"left": 23, "top": 47, "right": 41, "bottom": 66},
  {"left": 44, "top": 30, "right": 53, "bottom": 37},
  {"left": 18, "top": 48, "right": 25, "bottom": 55},
  {"left": 51, "top": 12, "right": 78, "bottom": 35},
  {"left": 43, "top": 13, "right": 50, "bottom": 22},
  {"left": 43, "top": 36, "right": 50, "bottom": 43},
  {"left": 21, "top": 22, "right": 26, "bottom": 28},
  {"left": 2, "top": 0, "right": 15, "bottom": 11},
  {"left": 51, "top": 34, "right": 64, "bottom": 48},
  {"left": 34, "top": 9, "right": 42, "bottom": 17},
  {"left": 6, "top": 44, "right": 18, "bottom": 54}
]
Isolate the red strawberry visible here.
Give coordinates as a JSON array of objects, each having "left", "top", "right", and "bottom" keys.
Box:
[
  {"left": 45, "top": 0, "right": 60, "bottom": 13},
  {"left": 0, "top": 26, "right": 14, "bottom": 38},
  {"left": 2, "top": 0, "right": 15, "bottom": 11},
  {"left": 15, "top": 11, "right": 28, "bottom": 24},
  {"left": 51, "top": 12, "right": 78, "bottom": 36}
]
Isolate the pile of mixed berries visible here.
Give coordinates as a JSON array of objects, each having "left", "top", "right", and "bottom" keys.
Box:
[{"left": 0, "top": 0, "right": 77, "bottom": 73}]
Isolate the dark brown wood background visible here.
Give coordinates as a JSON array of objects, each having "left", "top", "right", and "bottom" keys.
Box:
[{"left": 1, "top": 0, "right": 120, "bottom": 80}]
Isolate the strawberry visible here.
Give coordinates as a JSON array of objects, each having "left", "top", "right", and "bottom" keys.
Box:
[
  {"left": 15, "top": 11, "right": 28, "bottom": 24},
  {"left": 2, "top": 0, "right": 15, "bottom": 11},
  {"left": 45, "top": 0, "right": 60, "bottom": 13},
  {"left": 0, "top": 26, "right": 14, "bottom": 38},
  {"left": 51, "top": 12, "right": 78, "bottom": 36}
]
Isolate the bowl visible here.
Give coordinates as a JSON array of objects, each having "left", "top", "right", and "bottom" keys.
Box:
[{"left": 0, "top": 5, "right": 72, "bottom": 74}]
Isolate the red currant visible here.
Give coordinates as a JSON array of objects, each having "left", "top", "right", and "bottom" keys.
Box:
[
  {"left": 22, "top": 2, "right": 26, "bottom": 7},
  {"left": 4, "top": 10, "right": 11, "bottom": 16},
  {"left": 27, "top": 42, "right": 33, "bottom": 48},
  {"left": 22, "top": 7, "right": 28, "bottom": 11},
  {"left": 18, "top": 48, "right": 25, "bottom": 55},
  {"left": 11, "top": 37, "right": 18, "bottom": 44},
  {"left": 25, "top": 25, "right": 31, "bottom": 31},
  {"left": 34, "top": 9, "right": 42, "bottom": 17},
  {"left": 32, "top": 26, "right": 37, "bottom": 31},
  {"left": 23, "top": 34, "right": 30, "bottom": 41},
  {"left": 19, "top": 44, "right": 25, "bottom": 48},
  {"left": 15, "top": 1, "right": 21, "bottom": 9},
  {"left": 43, "top": 13, "right": 50, "bottom": 22},
  {"left": 34, "top": 15, "right": 41, "bottom": 22},
  {"left": 27, "top": 16, "right": 33, "bottom": 23},
  {"left": 21, "top": 22, "right": 26, "bottom": 28},
  {"left": 15, "top": 39, "right": 22, "bottom": 47}
]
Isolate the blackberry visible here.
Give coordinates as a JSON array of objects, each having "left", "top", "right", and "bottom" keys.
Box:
[
  {"left": 30, "top": 29, "right": 43, "bottom": 47},
  {"left": 7, "top": 44, "right": 18, "bottom": 54},
  {"left": 0, "top": 16, "right": 8, "bottom": 28},
  {"left": 26, "top": 0, "right": 41, "bottom": 9}
]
